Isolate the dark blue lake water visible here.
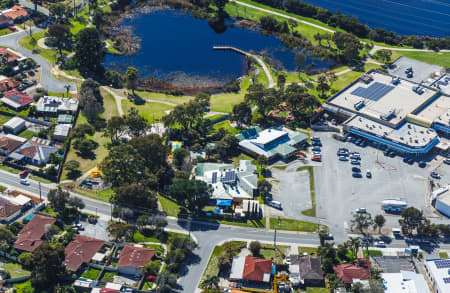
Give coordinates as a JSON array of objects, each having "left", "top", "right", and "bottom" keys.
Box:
[
  {"left": 304, "top": 0, "right": 450, "bottom": 37},
  {"left": 104, "top": 9, "right": 330, "bottom": 83}
]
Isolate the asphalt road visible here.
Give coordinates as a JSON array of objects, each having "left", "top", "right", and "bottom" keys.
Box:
[
  {"left": 19, "top": 0, "right": 49, "bottom": 15},
  {"left": 0, "top": 27, "right": 76, "bottom": 92}
]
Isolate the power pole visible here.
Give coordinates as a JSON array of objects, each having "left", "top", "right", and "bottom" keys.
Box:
[
  {"left": 38, "top": 181, "right": 42, "bottom": 202},
  {"left": 274, "top": 225, "right": 277, "bottom": 266}
]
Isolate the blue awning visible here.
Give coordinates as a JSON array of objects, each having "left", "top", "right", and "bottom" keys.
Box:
[{"left": 216, "top": 199, "right": 232, "bottom": 207}]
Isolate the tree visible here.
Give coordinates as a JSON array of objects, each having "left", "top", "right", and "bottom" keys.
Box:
[
  {"left": 71, "top": 123, "right": 94, "bottom": 138},
  {"left": 48, "top": 24, "right": 72, "bottom": 57},
  {"left": 88, "top": 0, "right": 98, "bottom": 15},
  {"left": 202, "top": 275, "right": 220, "bottom": 290},
  {"left": 347, "top": 237, "right": 360, "bottom": 261},
  {"left": 47, "top": 188, "right": 85, "bottom": 215},
  {"left": 249, "top": 241, "right": 261, "bottom": 256},
  {"left": 18, "top": 252, "right": 33, "bottom": 269},
  {"left": 194, "top": 92, "right": 211, "bottom": 109},
  {"left": 114, "top": 183, "right": 158, "bottom": 210},
  {"left": 256, "top": 155, "right": 267, "bottom": 173},
  {"left": 169, "top": 179, "right": 213, "bottom": 213},
  {"left": 125, "top": 66, "right": 139, "bottom": 95},
  {"left": 107, "top": 222, "right": 130, "bottom": 242},
  {"left": 332, "top": 32, "right": 363, "bottom": 64},
  {"left": 172, "top": 148, "right": 190, "bottom": 169},
  {"left": 257, "top": 179, "right": 272, "bottom": 199},
  {"left": 49, "top": 3, "right": 66, "bottom": 24},
  {"left": 212, "top": 0, "right": 228, "bottom": 13},
  {"left": 399, "top": 207, "right": 424, "bottom": 237},
  {"left": 65, "top": 160, "right": 81, "bottom": 180},
  {"left": 351, "top": 212, "right": 373, "bottom": 235},
  {"left": 74, "top": 28, "right": 104, "bottom": 73},
  {"left": 295, "top": 52, "right": 307, "bottom": 72},
  {"left": 144, "top": 260, "right": 161, "bottom": 276},
  {"left": 374, "top": 49, "right": 392, "bottom": 65},
  {"left": 277, "top": 73, "right": 286, "bottom": 90},
  {"left": 125, "top": 107, "right": 148, "bottom": 137},
  {"left": 73, "top": 137, "right": 97, "bottom": 158},
  {"left": 104, "top": 116, "right": 126, "bottom": 143},
  {"left": 93, "top": 8, "right": 105, "bottom": 26},
  {"left": 316, "top": 75, "right": 330, "bottom": 97},
  {"left": 214, "top": 134, "right": 239, "bottom": 160},
  {"left": 373, "top": 214, "right": 386, "bottom": 233},
  {"left": 244, "top": 84, "right": 278, "bottom": 118},
  {"left": 156, "top": 271, "right": 178, "bottom": 293},
  {"left": 231, "top": 102, "right": 252, "bottom": 127},
  {"left": 337, "top": 243, "right": 349, "bottom": 261},
  {"left": 79, "top": 79, "right": 103, "bottom": 122},
  {"left": 30, "top": 243, "right": 66, "bottom": 289}
]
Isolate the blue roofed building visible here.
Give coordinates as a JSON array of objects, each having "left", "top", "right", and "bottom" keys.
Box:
[{"left": 236, "top": 126, "right": 308, "bottom": 163}]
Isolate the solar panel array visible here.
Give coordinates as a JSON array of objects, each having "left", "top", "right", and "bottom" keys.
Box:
[
  {"left": 9, "top": 94, "right": 22, "bottom": 104},
  {"left": 444, "top": 277, "right": 450, "bottom": 284},
  {"left": 351, "top": 82, "right": 395, "bottom": 102},
  {"left": 221, "top": 171, "right": 236, "bottom": 183},
  {"left": 211, "top": 172, "right": 217, "bottom": 184},
  {"left": 435, "top": 259, "right": 450, "bottom": 269}
]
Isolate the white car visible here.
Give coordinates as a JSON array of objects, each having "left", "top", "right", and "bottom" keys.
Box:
[
  {"left": 366, "top": 170, "right": 372, "bottom": 178},
  {"left": 285, "top": 257, "right": 291, "bottom": 265},
  {"left": 356, "top": 208, "right": 367, "bottom": 214},
  {"left": 376, "top": 241, "right": 386, "bottom": 247},
  {"left": 20, "top": 179, "right": 30, "bottom": 185}
]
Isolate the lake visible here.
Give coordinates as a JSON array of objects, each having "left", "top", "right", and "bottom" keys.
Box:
[
  {"left": 304, "top": 0, "right": 450, "bottom": 37},
  {"left": 104, "top": 9, "right": 331, "bottom": 84}
]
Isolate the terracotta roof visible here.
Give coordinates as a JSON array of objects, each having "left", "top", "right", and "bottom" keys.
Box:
[
  {"left": 64, "top": 235, "right": 105, "bottom": 271},
  {"left": 0, "top": 136, "right": 23, "bottom": 154},
  {"left": 292, "top": 255, "right": 324, "bottom": 281},
  {"left": 100, "top": 289, "right": 119, "bottom": 293},
  {"left": 19, "top": 145, "right": 37, "bottom": 159},
  {"left": 0, "top": 78, "right": 20, "bottom": 92},
  {"left": 3, "top": 90, "right": 33, "bottom": 107},
  {"left": 0, "top": 196, "right": 21, "bottom": 219},
  {"left": 3, "top": 6, "right": 29, "bottom": 20},
  {"left": 0, "top": 48, "right": 20, "bottom": 63},
  {"left": 243, "top": 256, "right": 272, "bottom": 282},
  {"left": 14, "top": 214, "right": 56, "bottom": 252},
  {"left": 0, "top": 14, "right": 12, "bottom": 25},
  {"left": 117, "top": 246, "right": 155, "bottom": 269},
  {"left": 333, "top": 258, "right": 371, "bottom": 284}
]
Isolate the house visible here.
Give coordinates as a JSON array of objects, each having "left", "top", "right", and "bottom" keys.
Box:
[
  {"left": 381, "top": 271, "right": 430, "bottom": 293},
  {"left": 0, "top": 48, "right": 23, "bottom": 64},
  {"left": 116, "top": 245, "right": 155, "bottom": 276},
  {"left": 14, "top": 141, "right": 59, "bottom": 166},
  {"left": 14, "top": 214, "right": 56, "bottom": 252},
  {"left": 333, "top": 259, "right": 371, "bottom": 286},
  {"left": 0, "top": 134, "right": 26, "bottom": 155},
  {"left": 64, "top": 235, "right": 105, "bottom": 272},
  {"left": 236, "top": 126, "right": 308, "bottom": 163},
  {"left": 0, "top": 14, "right": 13, "bottom": 29},
  {"left": 0, "top": 76, "right": 20, "bottom": 92},
  {"left": 289, "top": 255, "right": 324, "bottom": 286},
  {"left": 230, "top": 256, "right": 272, "bottom": 283},
  {"left": 424, "top": 258, "right": 450, "bottom": 293},
  {"left": 0, "top": 196, "right": 21, "bottom": 222},
  {"left": 3, "top": 116, "right": 26, "bottom": 134},
  {"left": 36, "top": 96, "right": 79, "bottom": 116},
  {"left": 53, "top": 124, "right": 71, "bottom": 142},
  {"left": 1, "top": 90, "right": 34, "bottom": 111},
  {"left": 2, "top": 6, "right": 30, "bottom": 23}
]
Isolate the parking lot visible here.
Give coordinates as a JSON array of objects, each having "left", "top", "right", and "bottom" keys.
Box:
[{"left": 313, "top": 132, "right": 439, "bottom": 241}]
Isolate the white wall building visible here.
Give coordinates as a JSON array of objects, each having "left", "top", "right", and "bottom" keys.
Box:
[
  {"left": 424, "top": 258, "right": 450, "bottom": 293},
  {"left": 433, "top": 186, "right": 450, "bottom": 217}
]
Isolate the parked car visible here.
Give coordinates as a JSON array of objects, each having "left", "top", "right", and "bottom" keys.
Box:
[
  {"left": 311, "top": 136, "right": 321, "bottom": 141},
  {"left": 430, "top": 172, "right": 441, "bottom": 179},
  {"left": 366, "top": 170, "right": 372, "bottom": 178},
  {"left": 356, "top": 208, "right": 367, "bottom": 213},
  {"left": 352, "top": 172, "right": 362, "bottom": 178},
  {"left": 339, "top": 156, "right": 349, "bottom": 161},
  {"left": 350, "top": 154, "right": 360, "bottom": 160},
  {"left": 418, "top": 161, "right": 426, "bottom": 168},
  {"left": 312, "top": 140, "right": 322, "bottom": 146},
  {"left": 285, "top": 257, "right": 291, "bottom": 265},
  {"left": 352, "top": 167, "right": 361, "bottom": 173},
  {"left": 376, "top": 241, "right": 386, "bottom": 248},
  {"left": 311, "top": 156, "right": 321, "bottom": 162},
  {"left": 351, "top": 160, "right": 360, "bottom": 165},
  {"left": 270, "top": 201, "right": 282, "bottom": 209},
  {"left": 19, "top": 170, "right": 29, "bottom": 178},
  {"left": 444, "top": 159, "right": 450, "bottom": 165},
  {"left": 312, "top": 146, "right": 321, "bottom": 152}
]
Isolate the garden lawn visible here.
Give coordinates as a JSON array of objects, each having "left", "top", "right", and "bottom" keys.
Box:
[
  {"left": 306, "top": 288, "right": 328, "bottom": 293},
  {"left": 157, "top": 194, "right": 181, "bottom": 217},
  {"left": 298, "top": 246, "right": 318, "bottom": 256},
  {"left": 362, "top": 250, "right": 382, "bottom": 258},
  {"left": 17, "top": 130, "right": 36, "bottom": 140},
  {"left": 0, "top": 113, "right": 11, "bottom": 125},
  {"left": 212, "top": 120, "right": 238, "bottom": 135},
  {"left": 100, "top": 271, "right": 116, "bottom": 282},
  {"left": 0, "top": 28, "right": 13, "bottom": 37},
  {"left": 3, "top": 262, "right": 30, "bottom": 278},
  {"left": 134, "top": 90, "right": 193, "bottom": 105},
  {"left": 259, "top": 243, "right": 290, "bottom": 263},
  {"left": 122, "top": 100, "right": 173, "bottom": 122},
  {"left": 270, "top": 218, "right": 324, "bottom": 232},
  {"left": 14, "top": 280, "right": 33, "bottom": 292},
  {"left": 81, "top": 268, "right": 101, "bottom": 280},
  {"left": 72, "top": 187, "right": 114, "bottom": 202},
  {"left": 210, "top": 92, "right": 245, "bottom": 113}
]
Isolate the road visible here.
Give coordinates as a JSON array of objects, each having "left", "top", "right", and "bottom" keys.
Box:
[
  {"left": 0, "top": 28, "right": 76, "bottom": 92},
  {"left": 19, "top": 0, "right": 49, "bottom": 15}
]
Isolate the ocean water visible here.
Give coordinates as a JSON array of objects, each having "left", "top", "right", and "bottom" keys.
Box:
[{"left": 305, "top": 0, "right": 450, "bottom": 37}]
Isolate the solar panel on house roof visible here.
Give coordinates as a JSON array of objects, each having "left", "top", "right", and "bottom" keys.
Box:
[
  {"left": 220, "top": 170, "right": 236, "bottom": 183},
  {"left": 351, "top": 82, "right": 395, "bottom": 102},
  {"left": 212, "top": 172, "right": 217, "bottom": 184},
  {"left": 435, "top": 259, "right": 450, "bottom": 269}
]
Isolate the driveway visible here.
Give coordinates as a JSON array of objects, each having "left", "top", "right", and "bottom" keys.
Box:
[{"left": 0, "top": 28, "right": 76, "bottom": 92}]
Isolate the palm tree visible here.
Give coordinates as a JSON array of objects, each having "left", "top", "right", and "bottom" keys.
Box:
[
  {"left": 347, "top": 237, "right": 361, "bottom": 261},
  {"left": 201, "top": 275, "right": 220, "bottom": 290},
  {"left": 2, "top": 52, "right": 11, "bottom": 65}
]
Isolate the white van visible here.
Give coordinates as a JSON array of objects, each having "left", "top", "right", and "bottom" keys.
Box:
[{"left": 270, "top": 200, "right": 282, "bottom": 209}]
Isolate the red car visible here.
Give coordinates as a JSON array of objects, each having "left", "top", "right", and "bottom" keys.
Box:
[
  {"left": 8, "top": 26, "right": 16, "bottom": 31},
  {"left": 19, "top": 170, "right": 29, "bottom": 178}
]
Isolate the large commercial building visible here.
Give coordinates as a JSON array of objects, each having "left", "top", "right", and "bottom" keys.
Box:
[
  {"left": 424, "top": 258, "right": 450, "bottom": 293},
  {"left": 323, "top": 68, "right": 450, "bottom": 157}
]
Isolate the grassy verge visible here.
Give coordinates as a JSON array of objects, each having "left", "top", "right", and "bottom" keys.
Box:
[
  {"left": 439, "top": 252, "right": 449, "bottom": 258},
  {"left": 157, "top": 194, "right": 181, "bottom": 217},
  {"left": 298, "top": 246, "right": 318, "bottom": 256},
  {"left": 122, "top": 100, "right": 173, "bottom": 122},
  {"left": 297, "top": 166, "right": 315, "bottom": 217},
  {"left": 259, "top": 243, "right": 290, "bottom": 263},
  {"left": 212, "top": 120, "right": 238, "bottom": 135},
  {"left": 270, "top": 217, "right": 324, "bottom": 232},
  {"left": 362, "top": 249, "right": 382, "bottom": 258},
  {"left": 0, "top": 28, "right": 13, "bottom": 37},
  {"left": 392, "top": 51, "right": 450, "bottom": 67},
  {"left": 71, "top": 187, "right": 114, "bottom": 202}
]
